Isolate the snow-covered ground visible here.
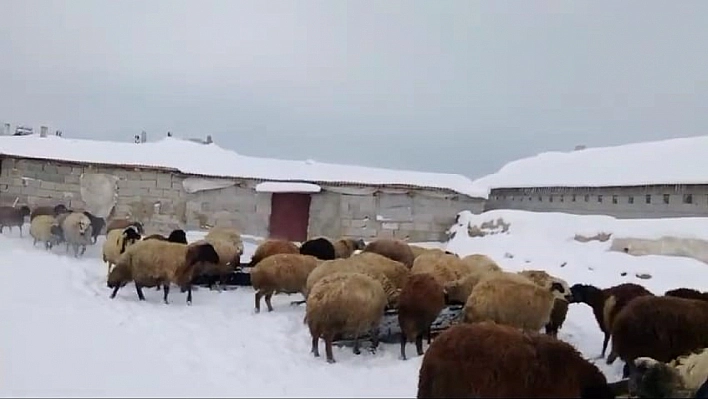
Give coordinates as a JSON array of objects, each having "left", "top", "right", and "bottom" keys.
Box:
[{"left": 3, "top": 210, "right": 708, "bottom": 397}]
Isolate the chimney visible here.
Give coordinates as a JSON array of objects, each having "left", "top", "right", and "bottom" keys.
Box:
[
  {"left": 3, "top": 123, "right": 9, "bottom": 136},
  {"left": 40, "top": 126, "right": 48, "bottom": 137},
  {"left": 140, "top": 130, "right": 147, "bottom": 143},
  {"left": 574, "top": 144, "right": 587, "bottom": 151},
  {"left": 205, "top": 135, "right": 213, "bottom": 144}
]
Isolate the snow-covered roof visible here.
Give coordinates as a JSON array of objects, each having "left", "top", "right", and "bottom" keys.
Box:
[
  {"left": 255, "top": 182, "right": 321, "bottom": 193},
  {"left": 474, "top": 135, "right": 708, "bottom": 190},
  {"left": 0, "top": 135, "right": 487, "bottom": 198}
]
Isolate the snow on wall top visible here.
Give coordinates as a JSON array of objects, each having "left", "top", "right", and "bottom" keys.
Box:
[
  {"left": 0, "top": 135, "right": 487, "bottom": 198},
  {"left": 473, "top": 135, "right": 708, "bottom": 190}
]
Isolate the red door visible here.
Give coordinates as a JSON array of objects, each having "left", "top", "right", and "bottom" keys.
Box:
[{"left": 269, "top": 193, "right": 311, "bottom": 242}]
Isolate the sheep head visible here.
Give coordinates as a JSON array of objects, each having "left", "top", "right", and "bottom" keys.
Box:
[
  {"left": 550, "top": 281, "right": 573, "bottom": 301},
  {"left": 629, "top": 357, "right": 687, "bottom": 398},
  {"left": 120, "top": 227, "right": 142, "bottom": 253},
  {"left": 19, "top": 205, "right": 31, "bottom": 217},
  {"left": 53, "top": 204, "right": 69, "bottom": 215},
  {"left": 568, "top": 283, "right": 600, "bottom": 304},
  {"left": 443, "top": 279, "right": 467, "bottom": 305},
  {"left": 167, "top": 229, "right": 187, "bottom": 244}
]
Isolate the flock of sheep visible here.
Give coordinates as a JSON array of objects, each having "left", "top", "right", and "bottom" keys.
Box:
[{"left": 2, "top": 202, "right": 708, "bottom": 398}]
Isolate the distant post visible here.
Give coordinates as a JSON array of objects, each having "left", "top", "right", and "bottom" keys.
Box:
[{"left": 40, "top": 126, "right": 48, "bottom": 137}]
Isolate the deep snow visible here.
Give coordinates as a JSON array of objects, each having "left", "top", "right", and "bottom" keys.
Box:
[{"left": 3, "top": 210, "right": 708, "bottom": 397}]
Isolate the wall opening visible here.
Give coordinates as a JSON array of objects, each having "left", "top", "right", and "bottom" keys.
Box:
[{"left": 268, "top": 193, "right": 312, "bottom": 242}]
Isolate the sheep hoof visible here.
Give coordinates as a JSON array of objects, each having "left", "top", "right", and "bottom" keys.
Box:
[
  {"left": 326, "top": 358, "right": 335, "bottom": 364},
  {"left": 353, "top": 348, "right": 361, "bottom": 355},
  {"left": 186, "top": 300, "right": 192, "bottom": 306}
]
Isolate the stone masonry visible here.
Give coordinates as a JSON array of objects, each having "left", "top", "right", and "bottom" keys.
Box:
[{"left": 0, "top": 157, "right": 485, "bottom": 241}]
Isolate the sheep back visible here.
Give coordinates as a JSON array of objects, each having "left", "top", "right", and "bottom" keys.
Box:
[
  {"left": 306, "top": 271, "right": 387, "bottom": 340},
  {"left": 332, "top": 237, "right": 366, "bottom": 258},
  {"left": 665, "top": 288, "right": 708, "bottom": 302},
  {"left": 30, "top": 204, "right": 68, "bottom": 221},
  {"left": 350, "top": 251, "right": 410, "bottom": 289},
  {"left": 205, "top": 227, "right": 243, "bottom": 255},
  {"left": 305, "top": 258, "right": 358, "bottom": 297},
  {"left": 611, "top": 295, "right": 708, "bottom": 364},
  {"left": 409, "top": 245, "right": 447, "bottom": 259},
  {"left": 250, "top": 239, "right": 299, "bottom": 266},
  {"left": 251, "top": 253, "right": 320, "bottom": 295},
  {"left": 398, "top": 273, "right": 445, "bottom": 342},
  {"left": 299, "top": 237, "right": 336, "bottom": 260},
  {"left": 29, "top": 215, "right": 60, "bottom": 245},
  {"left": 460, "top": 253, "right": 502, "bottom": 274},
  {"left": 362, "top": 238, "right": 415, "bottom": 268},
  {"left": 417, "top": 321, "right": 613, "bottom": 398},
  {"left": 411, "top": 253, "right": 470, "bottom": 287},
  {"left": 463, "top": 274, "right": 554, "bottom": 331}
]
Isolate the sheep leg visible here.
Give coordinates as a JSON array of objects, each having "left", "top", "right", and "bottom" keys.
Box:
[
  {"left": 80, "top": 245, "right": 86, "bottom": 256},
  {"left": 427, "top": 326, "right": 432, "bottom": 344},
  {"left": 290, "top": 299, "right": 307, "bottom": 306},
  {"left": 415, "top": 334, "right": 424, "bottom": 356},
  {"left": 185, "top": 285, "right": 193, "bottom": 305},
  {"left": 110, "top": 285, "right": 121, "bottom": 299},
  {"left": 33, "top": 238, "right": 37, "bottom": 246},
  {"left": 156, "top": 285, "right": 161, "bottom": 291},
  {"left": 353, "top": 336, "right": 361, "bottom": 355},
  {"left": 311, "top": 335, "right": 320, "bottom": 357},
  {"left": 370, "top": 327, "right": 381, "bottom": 353},
  {"left": 400, "top": 332, "right": 408, "bottom": 360},
  {"left": 601, "top": 333, "right": 610, "bottom": 357},
  {"left": 134, "top": 283, "right": 146, "bottom": 301},
  {"left": 18, "top": 225, "right": 22, "bottom": 238},
  {"left": 264, "top": 293, "right": 274, "bottom": 312},
  {"left": 324, "top": 334, "right": 336, "bottom": 363},
  {"left": 162, "top": 284, "right": 170, "bottom": 304},
  {"left": 254, "top": 291, "right": 262, "bottom": 313}
]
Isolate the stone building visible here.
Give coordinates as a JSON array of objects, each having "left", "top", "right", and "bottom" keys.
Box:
[
  {"left": 0, "top": 134, "right": 487, "bottom": 242},
  {"left": 478, "top": 136, "right": 708, "bottom": 219}
]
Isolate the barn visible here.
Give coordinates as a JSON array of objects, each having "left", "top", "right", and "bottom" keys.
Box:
[
  {"left": 0, "top": 134, "right": 487, "bottom": 241},
  {"left": 479, "top": 135, "right": 708, "bottom": 219}
]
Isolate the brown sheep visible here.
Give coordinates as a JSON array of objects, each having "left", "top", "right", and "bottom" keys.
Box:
[
  {"left": 409, "top": 245, "right": 447, "bottom": 259},
  {"left": 249, "top": 239, "right": 299, "bottom": 267},
  {"left": 107, "top": 239, "right": 220, "bottom": 305},
  {"left": 250, "top": 253, "right": 320, "bottom": 313},
  {"left": 411, "top": 252, "right": 471, "bottom": 289},
  {"left": 30, "top": 204, "right": 69, "bottom": 221},
  {"left": 362, "top": 238, "right": 415, "bottom": 268},
  {"left": 417, "top": 321, "right": 623, "bottom": 398},
  {"left": 459, "top": 253, "right": 502, "bottom": 273},
  {"left": 0, "top": 205, "right": 31, "bottom": 237},
  {"left": 463, "top": 273, "right": 563, "bottom": 331},
  {"left": 609, "top": 295, "right": 708, "bottom": 379},
  {"left": 351, "top": 251, "right": 411, "bottom": 290},
  {"left": 665, "top": 288, "right": 708, "bottom": 302},
  {"left": 306, "top": 271, "right": 388, "bottom": 363},
  {"left": 569, "top": 282, "right": 654, "bottom": 358},
  {"left": 517, "top": 270, "right": 572, "bottom": 337},
  {"left": 398, "top": 273, "right": 445, "bottom": 360},
  {"left": 106, "top": 218, "right": 145, "bottom": 235},
  {"left": 332, "top": 237, "right": 366, "bottom": 258},
  {"left": 304, "top": 258, "right": 358, "bottom": 297}
]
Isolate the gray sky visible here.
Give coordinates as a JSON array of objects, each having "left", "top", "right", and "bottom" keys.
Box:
[{"left": 1, "top": 0, "right": 707, "bottom": 179}]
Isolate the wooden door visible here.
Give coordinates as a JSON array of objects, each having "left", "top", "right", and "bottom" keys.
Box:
[{"left": 268, "top": 193, "right": 311, "bottom": 242}]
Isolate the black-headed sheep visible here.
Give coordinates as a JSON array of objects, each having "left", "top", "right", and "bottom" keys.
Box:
[
  {"left": 629, "top": 349, "right": 708, "bottom": 398},
  {"left": 249, "top": 239, "right": 299, "bottom": 267},
  {"left": 665, "top": 288, "right": 708, "bottom": 302},
  {"left": 398, "top": 272, "right": 445, "bottom": 360},
  {"left": 305, "top": 271, "right": 388, "bottom": 363},
  {"left": 250, "top": 253, "right": 320, "bottom": 312},
  {"left": 82, "top": 211, "right": 105, "bottom": 244},
  {"left": 102, "top": 226, "right": 142, "bottom": 278},
  {"left": 462, "top": 272, "right": 567, "bottom": 332},
  {"left": 417, "top": 321, "right": 624, "bottom": 398},
  {"left": 143, "top": 229, "right": 188, "bottom": 244},
  {"left": 30, "top": 204, "right": 69, "bottom": 221},
  {"left": 106, "top": 218, "right": 144, "bottom": 235},
  {"left": 61, "top": 211, "right": 94, "bottom": 257},
  {"left": 299, "top": 237, "right": 336, "bottom": 260},
  {"left": 29, "top": 214, "right": 62, "bottom": 250},
  {"left": 0, "top": 205, "right": 31, "bottom": 237},
  {"left": 333, "top": 237, "right": 366, "bottom": 258},
  {"left": 362, "top": 238, "right": 415, "bottom": 268},
  {"left": 107, "top": 239, "right": 220, "bottom": 305},
  {"left": 569, "top": 282, "right": 654, "bottom": 358},
  {"left": 609, "top": 295, "right": 708, "bottom": 378}
]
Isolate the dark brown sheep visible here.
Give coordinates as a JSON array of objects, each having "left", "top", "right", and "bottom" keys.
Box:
[
  {"left": 299, "top": 237, "right": 336, "bottom": 260},
  {"left": 609, "top": 295, "right": 708, "bottom": 378},
  {"left": 0, "top": 205, "right": 31, "bottom": 237},
  {"left": 249, "top": 239, "right": 299, "bottom": 267},
  {"left": 106, "top": 219, "right": 145, "bottom": 235},
  {"left": 30, "top": 204, "right": 69, "bottom": 221},
  {"left": 417, "top": 322, "right": 623, "bottom": 398},
  {"left": 362, "top": 238, "right": 415, "bottom": 268},
  {"left": 143, "top": 229, "right": 188, "bottom": 244},
  {"left": 665, "top": 288, "right": 708, "bottom": 302},
  {"left": 398, "top": 273, "right": 445, "bottom": 360},
  {"left": 569, "top": 282, "right": 654, "bottom": 357}
]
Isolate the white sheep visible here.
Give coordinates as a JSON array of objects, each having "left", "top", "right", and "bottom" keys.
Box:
[
  {"left": 60, "top": 212, "right": 94, "bottom": 257},
  {"left": 29, "top": 214, "right": 62, "bottom": 250}
]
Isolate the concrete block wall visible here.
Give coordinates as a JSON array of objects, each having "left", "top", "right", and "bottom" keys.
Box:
[{"left": 485, "top": 185, "right": 708, "bottom": 219}]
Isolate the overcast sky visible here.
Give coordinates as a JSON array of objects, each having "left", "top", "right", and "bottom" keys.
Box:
[{"left": 1, "top": 0, "right": 707, "bottom": 179}]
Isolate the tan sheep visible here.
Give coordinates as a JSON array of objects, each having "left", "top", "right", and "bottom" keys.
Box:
[
  {"left": 517, "top": 269, "right": 573, "bottom": 337},
  {"left": 250, "top": 239, "right": 299, "bottom": 266},
  {"left": 250, "top": 253, "right": 320, "bottom": 313},
  {"left": 107, "top": 239, "right": 220, "bottom": 305},
  {"left": 102, "top": 226, "right": 142, "bottom": 278},
  {"left": 443, "top": 268, "right": 504, "bottom": 304},
  {"left": 332, "top": 237, "right": 366, "bottom": 258},
  {"left": 409, "top": 245, "right": 447, "bottom": 259},
  {"left": 60, "top": 211, "right": 94, "bottom": 257},
  {"left": 351, "top": 251, "right": 411, "bottom": 290},
  {"left": 29, "top": 214, "right": 62, "bottom": 250},
  {"left": 190, "top": 236, "right": 241, "bottom": 290},
  {"left": 305, "top": 271, "right": 388, "bottom": 363},
  {"left": 462, "top": 272, "right": 563, "bottom": 332},
  {"left": 305, "top": 258, "right": 358, "bottom": 297},
  {"left": 460, "top": 253, "right": 502, "bottom": 274},
  {"left": 411, "top": 252, "right": 471, "bottom": 287},
  {"left": 362, "top": 238, "right": 415, "bottom": 268},
  {"left": 205, "top": 227, "right": 244, "bottom": 257}
]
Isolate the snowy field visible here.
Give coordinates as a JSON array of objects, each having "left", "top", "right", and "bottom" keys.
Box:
[{"left": 3, "top": 210, "right": 708, "bottom": 397}]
